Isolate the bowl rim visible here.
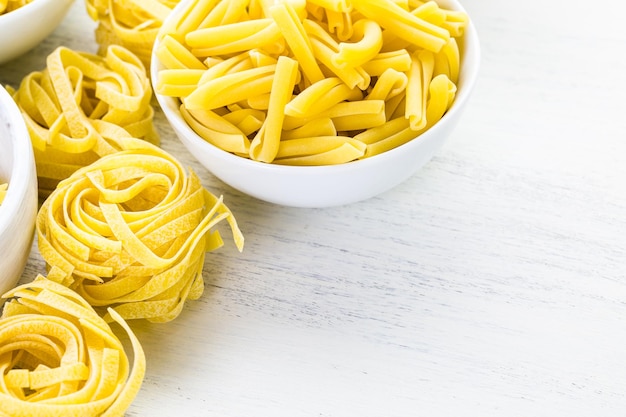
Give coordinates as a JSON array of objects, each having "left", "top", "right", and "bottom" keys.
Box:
[
  {"left": 151, "top": 0, "right": 481, "bottom": 175},
  {"left": 0, "top": 85, "right": 37, "bottom": 235}
]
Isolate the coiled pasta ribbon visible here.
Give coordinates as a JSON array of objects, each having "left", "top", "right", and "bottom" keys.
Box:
[
  {"left": 9, "top": 45, "right": 159, "bottom": 197},
  {"left": 155, "top": 0, "right": 468, "bottom": 165},
  {"left": 0, "top": 277, "right": 145, "bottom": 417},
  {"left": 36, "top": 138, "right": 244, "bottom": 323},
  {"left": 85, "top": 0, "right": 182, "bottom": 67}
]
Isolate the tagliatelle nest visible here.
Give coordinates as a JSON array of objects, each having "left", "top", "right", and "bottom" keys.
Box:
[
  {"left": 36, "top": 138, "right": 244, "bottom": 323},
  {"left": 85, "top": 0, "right": 182, "bottom": 67},
  {"left": 8, "top": 45, "right": 159, "bottom": 197},
  {"left": 0, "top": 277, "right": 145, "bottom": 417}
]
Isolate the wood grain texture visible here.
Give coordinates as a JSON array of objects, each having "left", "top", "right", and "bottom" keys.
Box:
[{"left": 1, "top": 0, "right": 625, "bottom": 416}]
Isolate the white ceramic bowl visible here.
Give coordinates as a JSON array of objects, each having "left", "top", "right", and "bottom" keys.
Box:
[
  {"left": 153, "top": 0, "right": 480, "bottom": 208},
  {"left": 0, "top": 0, "right": 75, "bottom": 65},
  {"left": 0, "top": 85, "right": 38, "bottom": 295}
]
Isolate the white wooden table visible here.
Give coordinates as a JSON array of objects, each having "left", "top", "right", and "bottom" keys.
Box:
[{"left": 1, "top": 1, "right": 625, "bottom": 416}]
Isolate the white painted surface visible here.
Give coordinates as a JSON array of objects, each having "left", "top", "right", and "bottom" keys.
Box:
[{"left": 1, "top": 0, "right": 625, "bottom": 416}]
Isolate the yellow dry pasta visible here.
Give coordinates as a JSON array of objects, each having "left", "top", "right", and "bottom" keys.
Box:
[
  {"left": 326, "top": 9, "right": 353, "bottom": 41},
  {"left": 185, "top": 19, "right": 283, "bottom": 57},
  {"left": 281, "top": 118, "right": 336, "bottom": 140},
  {"left": 8, "top": 45, "right": 158, "bottom": 197},
  {"left": 249, "top": 56, "right": 300, "bottom": 162},
  {"left": 194, "top": 0, "right": 248, "bottom": 28},
  {"left": 155, "top": 68, "right": 206, "bottom": 97},
  {"left": 275, "top": 136, "right": 366, "bottom": 160},
  {"left": 185, "top": 64, "right": 277, "bottom": 110},
  {"left": 0, "top": 276, "right": 145, "bottom": 417},
  {"left": 275, "top": 141, "right": 366, "bottom": 165},
  {"left": 36, "top": 138, "right": 244, "bottom": 323},
  {"left": 181, "top": 106, "right": 251, "bottom": 154},
  {"left": 304, "top": 1, "right": 325, "bottom": 22},
  {"left": 332, "top": 19, "right": 383, "bottom": 69},
  {"left": 154, "top": 35, "right": 207, "bottom": 70},
  {"left": 360, "top": 49, "right": 412, "bottom": 77},
  {"left": 306, "top": 0, "right": 351, "bottom": 13},
  {"left": 170, "top": 0, "right": 220, "bottom": 36},
  {"left": 85, "top": 0, "right": 182, "bottom": 68},
  {"left": 284, "top": 77, "right": 361, "bottom": 118},
  {"left": 197, "top": 52, "right": 254, "bottom": 83},
  {"left": 351, "top": 0, "right": 450, "bottom": 53},
  {"left": 366, "top": 68, "right": 409, "bottom": 101},
  {"left": 304, "top": 19, "right": 370, "bottom": 90},
  {"left": 269, "top": 2, "right": 325, "bottom": 85},
  {"left": 439, "top": 37, "right": 460, "bottom": 83},
  {"left": 155, "top": 0, "right": 469, "bottom": 165},
  {"left": 332, "top": 106, "right": 387, "bottom": 132},
  {"left": 361, "top": 73, "right": 456, "bottom": 157},
  {"left": 413, "top": 1, "right": 468, "bottom": 37},
  {"left": 362, "top": 122, "right": 418, "bottom": 158},
  {"left": 405, "top": 49, "right": 435, "bottom": 130}
]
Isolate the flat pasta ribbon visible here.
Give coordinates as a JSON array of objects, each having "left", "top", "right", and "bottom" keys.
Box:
[
  {"left": 9, "top": 45, "right": 159, "bottom": 197},
  {"left": 36, "top": 138, "right": 244, "bottom": 323},
  {"left": 86, "top": 0, "right": 183, "bottom": 67},
  {"left": 0, "top": 277, "right": 145, "bottom": 417},
  {"left": 155, "top": 0, "right": 469, "bottom": 164}
]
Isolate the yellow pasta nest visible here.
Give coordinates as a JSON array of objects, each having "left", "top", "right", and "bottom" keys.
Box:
[
  {"left": 85, "top": 0, "right": 182, "bottom": 67},
  {"left": 155, "top": 0, "right": 468, "bottom": 165},
  {"left": 0, "top": 277, "right": 145, "bottom": 417},
  {"left": 36, "top": 138, "right": 244, "bottom": 323},
  {"left": 9, "top": 45, "right": 159, "bottom": 197},
  {"left": 0, "top": 0, "right": 32, "bottom": 15}
]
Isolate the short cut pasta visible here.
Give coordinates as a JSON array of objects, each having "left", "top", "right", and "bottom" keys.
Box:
[{"left": 155, "top": 0, "right": 469, "bottom": 165}]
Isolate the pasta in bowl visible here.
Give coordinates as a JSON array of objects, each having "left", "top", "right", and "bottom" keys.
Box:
[{"left": 152, "top": 0, "right": 480, "bottom": 207}]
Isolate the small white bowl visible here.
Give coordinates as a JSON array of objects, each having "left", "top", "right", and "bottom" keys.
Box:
[
  {"left": 0, "top": 0, "right": 75, "bottom": 65},
  {"left": 153, "top": 0, "right": 480, "bottom": 208},
  {"left": 0, "top": 85, "right": 38, "bottom": 295}
]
